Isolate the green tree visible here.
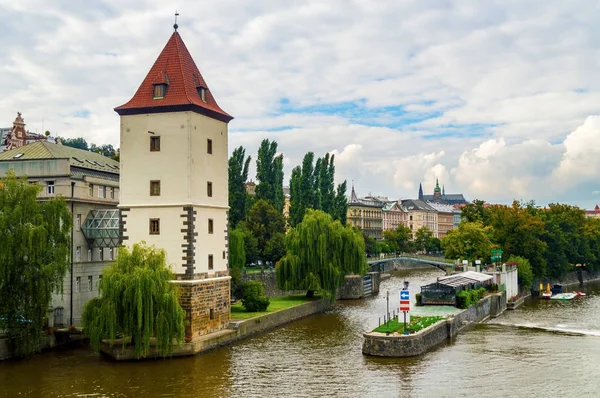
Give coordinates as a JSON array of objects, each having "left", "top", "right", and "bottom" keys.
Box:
[
  {"left": 0, "top": 170, "right": 71, "bottom": 357},
  {"left": 414, "top": 226, "right": 434, "bottom": 253},
  {"left": 228, "top": 146, "right": 252, "bottom": 229},
  {"left": 242, "top": 199, "right": 286, "bottom": 264},
  {"left": 91, "top": 144, "right": 117, "bottom": 158},
  {"left": 59, "top": 137, "right": 89, "bottom": 150},
  {"left": 584, "top": 217, "right": 600, "bottom": 271},
  {"left": 383, "top": 225, "right": 412, "bottom": 253},
  {"left": 460, "top": 199, "right": 489, "bottom": 224},
  {"left": 316, "top": 153, "right": 335, "bottom": 215},
  {"left": 229, "top": 227, "right": 246, "bottom": 300},
  {"left": 277, "top": 210, "right": 367, "bottom": 298},
  {"left": 486, "top": 201, "right": 547, "bottom": 278},
  {"left": 508, "top": 255, "right": 534, "bottom": 290},
  {"left": 289, "top": 166, "right": 303, "bottom": 226},
  {"left": 333, "top": 181, "right": 348, "bottom": 224},
  {"left": 441, "top": 221, "right": 493, "bottom": 262},
  {"left": 362, "top": 231, "right": 378, "bottom": 257},
  {"left": 82, "top": 243, "right": 185, "bottom": 359},
  {"left": 255, "top": 139, "right": 284, "bottom": 212}
]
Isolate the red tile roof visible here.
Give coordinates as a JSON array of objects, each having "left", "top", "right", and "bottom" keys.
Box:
[{"left": 115, "top": 32, "right": 233, "bottom": 123}]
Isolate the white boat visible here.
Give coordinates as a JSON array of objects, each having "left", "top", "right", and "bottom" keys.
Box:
[{"left": 550, "top": 293, "right": 577, "bottom": 300}]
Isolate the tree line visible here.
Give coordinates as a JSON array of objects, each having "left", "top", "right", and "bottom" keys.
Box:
[
  {"left": 441, "top": 200, "right": 600, "bottom": 285},
  {"left": 58, "top": 137, "right": 119, "bottom": 161}
]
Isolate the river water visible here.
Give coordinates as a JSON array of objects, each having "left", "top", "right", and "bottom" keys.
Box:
[{"left": 2, "top": 268, "right": 600, "bottom": 397}]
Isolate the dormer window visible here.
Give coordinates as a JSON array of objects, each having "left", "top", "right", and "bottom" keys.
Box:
[
  {"left": 198, "top": 87, "right": 207, "bottom": 103},
  {"left": 153, "top": 83, "right": 167, "bottom": 99}
]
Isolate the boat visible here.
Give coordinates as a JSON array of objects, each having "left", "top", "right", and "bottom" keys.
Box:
[
  {"left": 574, "top": 291, "right": 586, "bottom": 297},
  {"left": 550, "top": 292, "right": 577, "bottom": 300},
  {"left": 540, "top": 282, "right": 552, "bottom": 299}
]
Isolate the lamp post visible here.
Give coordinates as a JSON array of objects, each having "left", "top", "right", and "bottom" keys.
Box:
[{"left": 386, "top": 290, "right": 390, "bottom": 322}]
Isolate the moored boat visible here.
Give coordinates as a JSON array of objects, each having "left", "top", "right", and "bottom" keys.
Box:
[{"left": 550, "top": 292, "right": 577, "bottom": 300}]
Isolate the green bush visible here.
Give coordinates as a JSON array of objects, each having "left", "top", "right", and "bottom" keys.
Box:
[
  {"left": 489, "top": 283, "right": 499, "bottom": 292},
  {"left": 478, "top": 287, "right": 487, "bottom": 298},
  {"left": 456, "top": 291, "right": 471, "bottom": 309},
  {"left": 242, "top": 280, "right": 270, "bottom": 312}
]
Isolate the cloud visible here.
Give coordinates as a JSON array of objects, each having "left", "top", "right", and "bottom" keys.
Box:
[{"left": 1, "top": 1, "right": 600, "bottom": 208}]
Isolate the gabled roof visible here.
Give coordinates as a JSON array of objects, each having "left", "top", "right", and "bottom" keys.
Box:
[
  {"left": 0, "top": 141, "right": 119, "bottom": 175},
  {"left": 401, "top": 199, "right": 435, "bottom": 211},
  {"left": 115, "top": 31, "right": 233, "bottom": 123}
]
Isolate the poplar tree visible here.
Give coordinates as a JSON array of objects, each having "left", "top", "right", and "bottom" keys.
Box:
[
  {"left": 82, "top": 243, "right": 185, "bottom": 359},
  {"left": 277, "top": 210, "right": 367, "bottom": 298},
  {"left": 333, "top": 180, "right": 348, "bottom": 224},
  {"left": 228, "top": 146, "right": 251, "bottom": 229},
  {"left": 255, "top": 139, "right": 284, "bottom": 213},
  {"left": 0, "top": 170, "right": 71, "bottom": 357}
]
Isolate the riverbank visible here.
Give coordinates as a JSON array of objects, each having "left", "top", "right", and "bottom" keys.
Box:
[
  {"left": 362, "top": 292, "right": 506, "bottom": 357},
  {"left": 101, "top": 298, "right": 332, "bottom": 361}
]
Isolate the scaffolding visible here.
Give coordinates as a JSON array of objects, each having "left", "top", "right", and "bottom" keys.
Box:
[{"left": 81, "top": 209, "right": 120, "bottom": 248}]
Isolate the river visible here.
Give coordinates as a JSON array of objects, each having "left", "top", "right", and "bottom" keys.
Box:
[{"left": 1, "top": 268, "right": 600, "bottom": 397}]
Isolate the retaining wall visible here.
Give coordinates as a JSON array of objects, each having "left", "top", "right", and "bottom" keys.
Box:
[
  {"left": 102, "top": 298, "right": 332, "bottom": 361},
  {"left": 362, "top": 293, "right": 506, "bottom": 357}
]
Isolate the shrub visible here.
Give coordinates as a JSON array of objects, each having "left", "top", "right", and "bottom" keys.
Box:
[
  {"left": 489, "top": 283, "right": 499, "bottom": 292},
  {"left": 478, "top": 287, "right": 487, "bottom": 298},
  {"left": 456, "top": 291, "right": 471, "bottom": 309},
  {"left": 242, "top": 280, "right": 270, "bottom": 312}
]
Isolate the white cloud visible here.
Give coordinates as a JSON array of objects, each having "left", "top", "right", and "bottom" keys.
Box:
[{"left": 1, "top": 0, "right": 600, "bottom": 208}]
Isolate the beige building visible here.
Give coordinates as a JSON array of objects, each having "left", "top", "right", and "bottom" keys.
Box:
[
  {"left": 0, "top": 141, "right": 120, "bottom": 326},
  {"left": 347, "top": 187, "right": 384, "bottom": 240},
  {"left": 427, "top": 202, "right": 455, "bottom": 238},
  {"left": 586, "top": 205, "right": 600, "bottom": 219},
  {"left": 382, "top": 201, "right": 408, "bottom": 231},
  {"left": 114, "top": 27, "right": 232, "bottom": 339},
  {"left": 401, "top": 199, "right": 438, "bottom": 238}
]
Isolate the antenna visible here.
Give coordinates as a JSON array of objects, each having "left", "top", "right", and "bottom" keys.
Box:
[{"left": 174, "top": 11, "right": 179, "bottom": 31}]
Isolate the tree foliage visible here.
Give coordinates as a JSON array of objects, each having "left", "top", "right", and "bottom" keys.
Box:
[
  {"left": 508, "top": 255, "right": 534, "bottom": 290},
  {"left": 289, "top": 152, "right": 347, "bottom": 226},
  {"left": 383, "top": 225, "right": 412, "bottom": 253},
  {"left": 277, "top": 210, "right": 367, "bottom": 298},
  {"left": 241, "top": 280, "right": 270, "bottom": 312},
  {"left": 255, "top": 139, "right": 285, "bottom": 212},
  {"left": 414, "top": 226, "right": 434, "bottom": 253},
  {"left": 229, "top": 227, "right": 246, "bottom": 300},
  {"left": 82, "top": 243, "right": 185, "bottom": 359},
  {"left": 60, "top": 137, "right": 89, "bottom": 151},
  {"left": 0, "top": 170, "right": 71, "bottom": 356},
  {"left": 242, "top": 199, "right": 286, "bottom": 264},
  {"left": 228, "top": 146, "right": 251, "bottom": 229},
  {"left": 441, "top": 221, "right": 493, "bottom": 262}
]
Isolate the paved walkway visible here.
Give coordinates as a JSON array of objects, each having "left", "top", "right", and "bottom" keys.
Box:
[{"left": 410, "top": 305, "right": 463, "bottom": 317}]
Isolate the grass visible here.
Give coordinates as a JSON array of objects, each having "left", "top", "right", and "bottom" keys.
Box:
[
  {"left": 372, "top": 316, "right": 444, "bottom": 334},
  {"left": 230, "top": 293, "right": 321, "bottom": 320}
]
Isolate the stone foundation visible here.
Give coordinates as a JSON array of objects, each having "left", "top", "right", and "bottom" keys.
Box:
[{"left": 175, "top": 276, "right": 231, "bottom": 339}]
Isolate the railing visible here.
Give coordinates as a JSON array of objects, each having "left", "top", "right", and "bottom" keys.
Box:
[{"left": 367, "top": 253, "right": 455, "bottom": 265}]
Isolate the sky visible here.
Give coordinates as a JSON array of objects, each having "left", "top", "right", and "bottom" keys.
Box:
[{"left": 1, "top": 0, "right": 600, "bottom": 209}]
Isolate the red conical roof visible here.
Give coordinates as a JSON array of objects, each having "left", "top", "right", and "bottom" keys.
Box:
[{"left": 115, "top": 31, "right": 233, "bottom": 123}]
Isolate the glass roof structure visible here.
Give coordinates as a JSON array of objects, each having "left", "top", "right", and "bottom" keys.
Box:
[{"left": 81, "top": 209, "right": 120, "bottom": 248}]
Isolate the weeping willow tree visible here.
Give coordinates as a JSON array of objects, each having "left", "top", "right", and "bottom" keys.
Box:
[
  {"left": 277, "top": 209, "right": 367, "bottom": 299},
  {"left": 82, "top": 243, "right": 185, "bottom": 359},
  {"left": 0, "top": 170, "right": 71, "bottom": 357}
]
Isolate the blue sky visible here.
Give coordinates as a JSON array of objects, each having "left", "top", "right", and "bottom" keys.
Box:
[{"left": 1, "top": 0, "right": 600, "bottom": 208}]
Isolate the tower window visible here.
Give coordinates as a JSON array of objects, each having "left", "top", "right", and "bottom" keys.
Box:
[
  {"left": 149, "top": 218, "right": 160, "bottom": 235},
  {"left": 150, "top": 136, "right": 161, "bottom": 152},
  {"left": 208, "top": 219, "right": 214, "bottom": 234},
  {"left": 198, "top": 87, "right": 207, "bottom": 102},
  {"left": 153, "top": 84, "right": 167, "bottom": 99},
  {"left": 207, "top": 181, "right": 213, "bottom": 197},
  {"left": 207, "top": 139, "right": 212, "bottom": 154},
  {"left": 208, "top": 254, "right": 214, "bottom": 270},
  {"left": 150, "top": 180, "right": 161, "bottom": 196}
]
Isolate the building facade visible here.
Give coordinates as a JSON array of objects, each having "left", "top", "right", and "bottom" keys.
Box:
[
  {"left": 0, "top": 141, "right": 120, "bottom": 326},
  {"left": 426, "top": 202, "right": 455, "bottom": 238},
  {"left": 115, "top": 27, "right": 232, "bottom": 339},
  {"left": 586, "top": 205, "right": 600, "bottom": 219},
  {"left": 382, "top": 201, "right": 407, "bottom": 231},
  {"left": 347, "top": 187, "right": 384, "bottom": 240},
  {"left": 401, "top": 199, "right": 438, "bottom": 238}
]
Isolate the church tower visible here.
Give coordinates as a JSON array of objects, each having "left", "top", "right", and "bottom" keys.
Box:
[
  {"left": 433, "top": 178, "right": 442, "bottom": 201},
  {"left": 115, "top": 24, "right": 233, "bottom": 339},
  {"left": 418, "top": 183, "right": 424, "bottom": 201}
]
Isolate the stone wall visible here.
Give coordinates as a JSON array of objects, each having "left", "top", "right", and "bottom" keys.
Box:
[
  {"left": 362, "top": 293, "right": 507, "bottom": 357},
  {"left": 102, "top": 298, "right": 332, "bottom": 360},
  {"left": 338, "top": 275, "right": 363, "bottom": 299},
  {"left": 176, "top": 277, "right": 231, "bottom": 339}
]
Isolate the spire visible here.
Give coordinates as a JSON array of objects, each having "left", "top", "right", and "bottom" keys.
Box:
[
  {"left": 434, "top": 178, "right": 441, "bottom": 192},
  {"left": 115, "top": 30, "right": 233, "bottom": 123},
  {"left": 418, "top": 183, "right": 423, "bottom": 201},
  {"left": 442, "top": 184, "right": 445, "bottom": 196},
  {"left": 350, "top": 182, "right": 359, "bottom": 203}
]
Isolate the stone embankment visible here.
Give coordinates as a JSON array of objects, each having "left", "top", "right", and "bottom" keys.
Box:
[
  {"left": 362, "top": 292, "right": 506, "bottom": 358},
  {"left": 102, "top": 298, "right": 332, "bottom": 361}
]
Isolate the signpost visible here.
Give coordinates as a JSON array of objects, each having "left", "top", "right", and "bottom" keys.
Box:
[
  {"left": 491, "top": 248, "right": 503, "bottom": 267},
  {"left": 400, "top": 281, "right": 410, "bottom": 335}
]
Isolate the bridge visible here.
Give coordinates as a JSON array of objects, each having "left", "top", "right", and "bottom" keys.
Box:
[{"left": 367, "top": 255, "right": 455, "bottom": 273}]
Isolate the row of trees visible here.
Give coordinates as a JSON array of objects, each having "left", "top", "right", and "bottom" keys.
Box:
[
  {"left": 59, "top": 137, "right": 119, "bottom": 161},
  {"left": 364, "top": 225, "right": 441, "bottom": 257},
  {"left": 442, "top": 200, "right": 600, "bottom": 282}
]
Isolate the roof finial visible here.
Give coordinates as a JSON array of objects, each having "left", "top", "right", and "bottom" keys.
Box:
[{"left": 174, "top": 11, "right": 179, "bottom": 31}]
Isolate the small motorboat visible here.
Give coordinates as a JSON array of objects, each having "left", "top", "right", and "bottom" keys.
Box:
[
  {"left": 540, "top": 283, "right": 552, "bottom": 299},
  {"left": 574, "top": 291, "right": 586, "bottom": 297},
  {"left": 550, "top": 292, "right": 577, "bottom": 300},
  {"left": 541, "top": 292, "right": 552, "bottom": 299}
]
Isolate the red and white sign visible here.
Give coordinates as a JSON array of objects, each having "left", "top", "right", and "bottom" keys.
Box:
[{"left": 400, "top": 290, "right": 410, "bottom": 312}]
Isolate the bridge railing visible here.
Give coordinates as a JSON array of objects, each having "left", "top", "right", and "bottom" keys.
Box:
[{"left": 367, "top": 253, "right": 455, "bottom": 265}]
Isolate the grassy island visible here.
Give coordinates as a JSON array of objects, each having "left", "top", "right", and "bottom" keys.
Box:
[{"left": 372, "top": 316, "right": 444, "bottom": 334}]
